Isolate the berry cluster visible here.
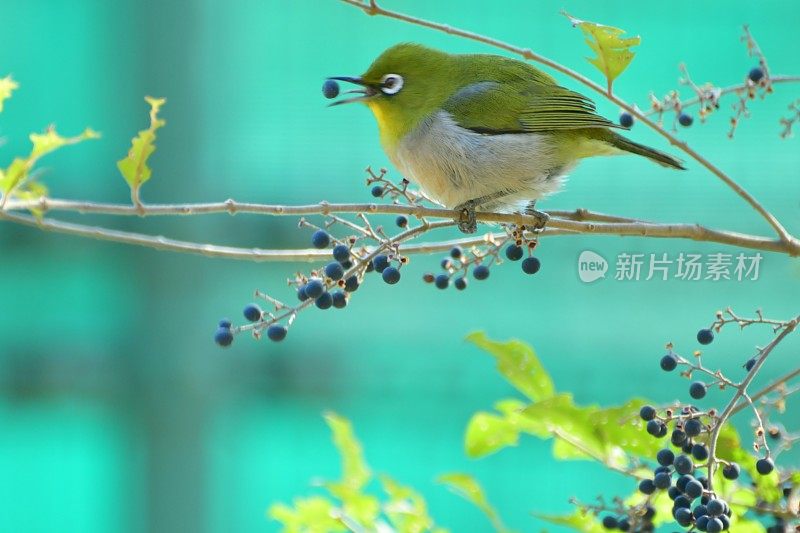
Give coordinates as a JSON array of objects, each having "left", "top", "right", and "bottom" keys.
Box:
[
  {"left": 423, "top": 229, "right": 541, "bottom": 291},
  {"left": 626, "top": 321, "right": 787, "bottom": 530}
]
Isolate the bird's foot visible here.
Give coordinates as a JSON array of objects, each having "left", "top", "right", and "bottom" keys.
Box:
[
  {"left": 523, "top": 201, "right": 549, "bottom": 231},
  {"left": 454, "top": 200, "right": 478, "bottom": 234}
]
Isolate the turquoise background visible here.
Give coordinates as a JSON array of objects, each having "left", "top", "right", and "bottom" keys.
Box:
[{"left": 1, "top": 1, "right": 798, "bottom": 531}]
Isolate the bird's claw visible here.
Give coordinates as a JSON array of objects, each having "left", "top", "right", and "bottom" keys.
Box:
[
  {"left": 526, "top": 209, "right": 549, "bottom": 231},
  {"left": 455, "top": 200, "right": 477, "bottom": 234}
]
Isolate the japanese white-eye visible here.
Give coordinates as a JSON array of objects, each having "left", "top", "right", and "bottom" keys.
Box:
[{"left": 326, "top": 43, "right": 684, "bottom": 232}]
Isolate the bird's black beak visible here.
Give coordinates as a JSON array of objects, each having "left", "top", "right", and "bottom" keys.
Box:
[{"left": 327, "top": 76, "right": 378, "bottom": 106}]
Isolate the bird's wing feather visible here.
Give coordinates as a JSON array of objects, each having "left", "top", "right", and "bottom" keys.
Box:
[{"left": 443, "top": 80, "right": 622, "bottom": 134}]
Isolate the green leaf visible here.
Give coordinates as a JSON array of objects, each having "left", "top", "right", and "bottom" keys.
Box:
[
  {"left": 322, "top": 411, "right": 379, "bottom": 529},
  {"left": 464, "top": 411, "right": 520, "bottom": 458},
  {"left": 117, "top": 96, "right": 166, "bottom": 205},
  {"left": 466, "top": 332, "right": 554, "bottom": 401},
  {"left": 437, "top": 473, "right": 512, "bottom": 533},
  {"left": 324, "top": 411, "right": 371, "bottom": 491},
  {"left": 562, "top": 11, "right": 640, "bottom": 93},
  {"left": 268, "top": 496, "right": 346, "bottom": 533},
  {"left": 380, "top": 475, "right": 440, "bottom": 533},
  {"left": 0, "top": 75, "right": 18, "bottom": 112},
  {"left": 533, "top": 510, "right": 605, "bottom": 533},
  {"left": 0, "top": 126, "right": 99, "bottom": 205}
]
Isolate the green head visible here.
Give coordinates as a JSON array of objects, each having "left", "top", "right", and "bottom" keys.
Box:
[{"left": 328, "top": 43, "right": 458, "bottom": 149}]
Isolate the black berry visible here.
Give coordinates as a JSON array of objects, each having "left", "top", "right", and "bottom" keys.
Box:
[
  {"left": 435, "top": 274, "right": 449, "bottom": 289},
  {"left": 744, "top": 358, "right": 756, "bottom": 371},
  {"left": 395, "top": 215, "right": 408, "bottom": 228},
  {"left": 332, "top": 244, "right": 350, "bottom": 263},
  {"left": 722, "top": 462, "right": 740, "bottom": 480},
  {"left": 267, "top": 324, "right": 287, "bottom": 341},
  {"left": 692, "top": 443, "right": 709, "bottom": 461},
  {"left": 505, "top": 244, "right": 523, "bottom": 261},
  {"left": 322, "top": 79, "right": 340, "bottom": 99},
  {"left": 304, "top": 279, "right": 324, "bottom": 299},
  {"left": 678, "top": 112, "right": 694, "bottom": 127},
  {"left": 756, "top": 457, "right": 774, "bottom": 475},
  {"left": 332, "top": 291, "right": 347, "bottom": 308},
  {"left": 748, "top": 66, "right": 765, "bottom": 83},
  {"left": 639, "top": 478, "right": 655, "bottom": 495},
  {"left": 324, "top": 261, "right": 345, "bottom": 281},
  {"left": 601, "top": 515, "right": 618, "bottom": 529},
  {"left": 449, "top": 246, "right": 463, "bottom": 259},
  {"left": 657, "top": 448, "right": 675, "bottom": 466},
  {"left": 674, "top": 454, "right": 694, "bottom": 475},
  {"left": 372, "top": 254, "right": 390, "bottom": 273},
  {"left": 685, "top": 418, "right": 703, "bottom": 437},
  {"left": 311, "top": 230, "right": 330, "bottom": 249},
  {"left": 619, "top": 111, "right": 634, "bottom": 128},
  {"left": 218, "top": 318, "right": 232, "bottom": 329},
  {"left": 660, "top": 354, "right": 678, "bottom": 371},
  {"left": 473, "top": 265, "right": 490, "bottom": 280},
  {"left": 521, "top": 257, "right": 541, "bottom": 274},
  {"left": 371, "top": 185, "right": 384, "bottom": 198},
  {"left": 454, "top": 277, "right": 467, "bottom": 290},
  {"left": 689, "top": 381, "right": 707, "bottom": 399},
  {"left": 382, "top": 266, "right": 401, "bottom": 284},
  {"left": 214, "top": 327, "right": 233, "bottom": 347},
  {"left": 640, "top": 405, "right": 657, "bottom": 421},
  {"left": 243, "top": 303, "right": 262, "bottom": 322},
  {"left": 315, "top": 292, "right": 333, "bottom": 310},
  {"left": 344, "top": 275, "right": 359, "bottom": 292},
  {"left": 697, "top": 328, "right": 714, "bottom": 345}
]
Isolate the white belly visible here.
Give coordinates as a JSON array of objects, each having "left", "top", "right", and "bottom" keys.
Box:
[{"left": 389, "top": 111, "right": 573, "bottom": 211}]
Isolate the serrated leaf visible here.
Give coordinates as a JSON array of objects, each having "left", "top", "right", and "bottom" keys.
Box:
[
  {"left": 380, "top": 475, "right": 439, "bottom": 533},
  {"left": 563, "top": 11, "right": 640, "bottom": 93},
  {"left": 0, "top": 126, "right": 98, "bottom": 205},
  {"left": 437, "top": 473, "right": 512, "bottom": 533},
  {"left": 267, "top": 496, "right": 346, "bottom": 533},
  {"left": 0, "top": 75, "right": 18, "bottom": 112},
  {"left": 464, "top": 411, "right": 520, "bottom": 458},
  {"left": 533, "top": 510, "right": 605, "bottom": 533},
  {"left": 324, "top": 411, "right": 371, "bottom": 491},
  {"left": 323, "top": 411, "right": 379, "bottom": 529},
  {"left": 466, "top": 332, "right": 554, "bottom": 401},
  {"left": 117, "top": 96, "right": 166, "bottom": 205}
]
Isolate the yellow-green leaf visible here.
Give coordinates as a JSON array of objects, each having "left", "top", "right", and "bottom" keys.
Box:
[
  {"left": 324, "top": 411, "right": 371, "bottom": 491},
  {"left": 437, "top": 473, "right": 512, "bottom": 533},
  {"left": 533, "top": 510, "right": 605, "bottom": 533},
  {"left": 117, "top": 96, "right": 166, "bottom": 205},
  {"left": 323, "top": 412, "right": 379, "bottom": 528},
  {"left": 464, "top": 411, "right": 520, "bottom": 458},
  {"left": 466, "top": 332, "right": 554, "bottom": 401},
  {"left": 0, "top": 126, "right": 98, "bottom": 202},
  {"left": 0, "top": 75, "right": 18, "bottom": 112},
  {"left": 267, "top": 496, "right": 346, "bottom": 533},
  {"left": 563, "top": 11, "right": 640, "bottom": 93},
  {"left": 381, "top": 475, "right": 439, "bottom": 533}
]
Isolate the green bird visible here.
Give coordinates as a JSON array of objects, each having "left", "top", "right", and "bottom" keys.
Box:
[{"left": 327, "top": 43, "right": 684, "bottom": 233}]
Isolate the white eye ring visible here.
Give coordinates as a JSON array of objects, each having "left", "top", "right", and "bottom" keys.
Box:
[{"left": 380, "top": 73, "right": 404, "bottom": 95}]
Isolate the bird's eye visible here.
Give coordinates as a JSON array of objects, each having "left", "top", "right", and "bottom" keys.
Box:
[{"left": 380, "top": 74, "right": 404, "bottom": 95}]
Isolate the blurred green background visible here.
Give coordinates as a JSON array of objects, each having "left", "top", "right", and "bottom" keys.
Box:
[{"left": 1, "top": 1, "right": 798, "bottom": 531}]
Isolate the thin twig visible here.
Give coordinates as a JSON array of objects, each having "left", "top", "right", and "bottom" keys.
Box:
[{"left": 705, "top": 316, "right": 800, "bottom": 492}]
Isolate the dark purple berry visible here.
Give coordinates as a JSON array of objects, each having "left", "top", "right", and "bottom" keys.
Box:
[
  {"left": 322, "top": 79, "right": 340, "bottom": 99},
  {"left": 619, "top": 112, "right": 634, "bottom": 128},
  {"left": 243, "top": 303, "right": 262, "bottom": 322},
  {"left": 311, "top": 230, "right": 330, "bottom": 249},
  {"left": 697, "top": 328, "right": 714, "bottom": 345},
  {"left": 214, "top": 327, "right": 233, "bottom": 347},
  {"left": 267, "top": 324, "right": 287, "bottom": 341},
  {"left": 382, "top": 266, "right": 401, "bottom": 285}
]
